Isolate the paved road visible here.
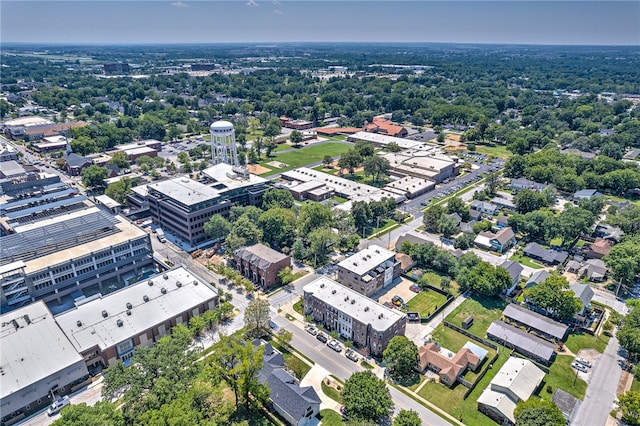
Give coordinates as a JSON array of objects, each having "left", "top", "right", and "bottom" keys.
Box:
[{"left": 571, "top": 336, "right": 624, "bottom": 426}]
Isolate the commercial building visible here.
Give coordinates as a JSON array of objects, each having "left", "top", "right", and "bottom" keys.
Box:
[
  {"left": 0, "top": 142, "right": 19, "bottom": 162},
  {"left": 303, "top": 277, "right": 406, "bottom": 357},
  {"left": 364, "top": 117, "right": 408, "bottom": 137},
  {"left": 0, "top": 205, "right": 153, "bottom": 313},
  {"left": 55, "top": 266, "right": 218, "bottom": 370},
  {"left": 382, "top": 176, "right": 436, "bottom": 199},
  {"left": 140, "top": 163, "right": 269, "bottom": 250},
  {"left": 0, "top": 302, "right": 90, "bottom": 426},
  {"left": 2, "top": 116, "right": 55, "bottom": 139},
  {"left": 336, "top": 245, "right": 400, "bottom": 297},
  {"left": 32, "top": 136, "right": 69, "bottom": 152},
  {"left": 382, "top": 150, "right": 458, "bottom": 183},
  {"left": 348, "top": 131, "right": 422, "bottom": 150},
  {"left": 234, "top": 244, "right": 291, "bottom": 290},
  {"left": 477, "top": 357, "right": 545, "bottom": 425},
  {"left": 110, "top": 139, "right": 162, "bottom": 162}
]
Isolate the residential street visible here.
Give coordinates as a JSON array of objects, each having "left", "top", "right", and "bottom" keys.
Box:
[{"left": 571, "top": 336, "right": 624, "bottom": 426}]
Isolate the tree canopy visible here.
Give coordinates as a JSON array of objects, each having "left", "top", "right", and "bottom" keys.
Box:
[
  {"left": 383, "top": 336, "right": 419, "bottom": 381},
  {"left": 524, "top": 275, "right": 582, "bottom": 320},
  {"left": 342, "top": 371, "right": 394, "bottom": 423},
  {"left": 513, "top": 398, "right": 566, "bottom": 426}
]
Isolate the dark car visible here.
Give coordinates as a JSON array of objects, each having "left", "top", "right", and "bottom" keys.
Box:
[{"left": 316, "top": 333, "right": 328, "bottom": 343}]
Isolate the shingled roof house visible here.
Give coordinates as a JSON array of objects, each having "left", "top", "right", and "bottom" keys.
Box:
[
  {"left": 234, "top": 244, "right": 291, "bottom": 290},
  {"left": 257, "top": 342, "right": 321, "bottom": 426},
  {"left": 418, "top": 342, "right": 484, "bottom": 387}
]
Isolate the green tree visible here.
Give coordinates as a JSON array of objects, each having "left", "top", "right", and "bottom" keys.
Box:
[
  {"left": 604, "top": 236, "right": 640, "bottom": 288},
  {"left": 322, "top": 155, "right": 334, "bottom": 167},
  {"left": 108, "top": 151, "right": 130, "bottom": 168},
  {"left": 485, "top": 171, "right": 501, "bottom": 196},
  {"left": 393, "top": 409, "right": 422, "bottom": 426},
  {"left": 81, "top": 165, "right": 108, "bottom": 189},
  {"left": 437, "top": 214, "right": 460, "bottom": 238},
  {"left": 383, "top": 336, "right": 419, "bottom": 381},
  {"left": 618, "top": 390, "right": 640, "bottom": 425},
  {"left": 363, "top": 156, "right": 391, "bottom": 182},
  {"left": 104, "top": 178, "right": 132, "bottom": 204},
  {"left": 52, "top": 401, "right": 124, "bottom": 426},
  {"left": 291, "top": 239, "right": 306, "bottom": 260},
  {"left": 228, "top": 215, "right": 261, "bottom": 248},
  {"left": 69, "top": 135, "right": 97, "bottom": 155},
  {"left": 244, "top": 298, "right": 271, "bottom": 337},
  {"left": 306, "top": 227, "right": 336, "bottom": 267},
  {"left": 342, "top": 371, "right": 394, "bottom": 423},
  {"left": 298, "top": 203, "right": 333, "bottom": 235},
  {"left": 514, "top": 189, "right": 549, "bottom": 213},
  {"left": 259, "top": 207, "right": 297, "bottom": 251},
  {"left": 261, "top": 188, "right": 295, "bottom": 209},
  {"left": 277, "top": 267, "right": 296, "bottom": 285},
  {"left": 423, "top": 204, "right": 445, "bottom": 232},
  {"left": 524, "top": 275, "right": 581, "bottom": 320},
  {"left": 617, "top": 303, "right": 640, "bottom": 357},
  {"left": 203, "top": 214, "right": 232, "bottom": 243},
  {"left": 513, "top": 398, "right": 566, "bottom": 426},
  {"left": 290, "top": 130, "right": 303, "bottom": 146},
  {"left": 337, "top": 149, "right": 362, "bottom": 175}
]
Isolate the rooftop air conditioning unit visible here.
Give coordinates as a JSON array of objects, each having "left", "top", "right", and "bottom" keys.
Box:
[
  {"left": 163, "top": 274, "right": 168, "bottom": 280},
  {"left": 126, "top": 310, "right": 132, "bottom": 316},
  {"left": 176, "top": 281, "right": 182, "bottom": 288},
  {"left": 76, "top": 320, "right": 82, "bottom": 327},
  {"left": 161, "top": 288, "right": 167, "bottom": 294},
  {"left": 193, "top": 280, "right": 198, "bottom": 285},
  {"left": 148, "top": 280, "right": 154, "bottom": 286},
  {"left": 116, "top": 319, "right": 123, "bottom": 327},
  {"left": 126, "top": 302, "right": 133, "bottom": 309},
  {"left": 351, "top": 299, "right": 355, "bottom": 305},
  {"left": 332, "top": 290, "right": 337, "bottom": 294},
  {"left": 143, "top": 295, "right": 150, "bottom": 302},
  {"left": 102, "top": 310, "right": 108, "bottom": 318}
]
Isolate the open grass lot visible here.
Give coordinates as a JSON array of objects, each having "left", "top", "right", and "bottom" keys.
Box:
[
  {"left": 257, "top": 142, "right": 351, "bottom": 176},
  {"left": 406, "top": 290, "right": 449, "bottom": 317},
  {"left": 321, "top": 381, "right": 343, "bottom": 404},
  {"left": 509, "top": 252, "right": 545, "bottom": 269},
  {"left": 417, "top": 350, "right": 510, "bottom": 426},
  {"left": 444, "top": 294, "right": 507, "bottom": 337},
  {"left": 471, "top": 144, "right": 511, "bottom": 159},
  {"left": 414, "top": 270, "right": 461, "bottom": 296},
  {"left": 565, "top": 330, "right": 608, "bottom": 354},
  {"left": 430, "top": 325, "right": 497, "bottom": 359},
  {"left": 319, "top": 409, "right": 344, "bottom": 426},
  {"left": 632, "top": 379, "right": 640, "bottom": 393},
  {"left": 607, "top": 194, "right": 640, "bottom": 207},
  {"left": 539, "top": 355, "right": 587, "bottom": 400},
  {"left": 312, "top": 165, "right": 340, "bottom": 175}
]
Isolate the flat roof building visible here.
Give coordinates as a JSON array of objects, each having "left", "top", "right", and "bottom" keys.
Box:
[
  {"left": 303, "top": 277, "right": 406, "bottom": 357},
  {"left": 0, "top": 302, "right": 89, "bottom": 425},
  {"left": 337, "top": 245, "right": 401, "bottom": 297},
  {"left": 55, "top": 266, "right": 218, "bottom": 369}
]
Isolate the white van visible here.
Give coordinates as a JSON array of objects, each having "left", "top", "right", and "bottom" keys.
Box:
[{"left": 47, "top": 396, "right": 70, "bottom": 416}]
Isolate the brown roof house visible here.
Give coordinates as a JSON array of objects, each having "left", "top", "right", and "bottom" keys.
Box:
[
  {"left": 364, "top": 117, "right": 408, "bottom": 137},
  {"left": 234, "top": 244, "right": 291, "bottom": 290},
  {"left": 418, "top": 342, "right": 484, "bottom": 387},
  {"left": 586, "top": 238, "right": 612, "bottom": 259}
]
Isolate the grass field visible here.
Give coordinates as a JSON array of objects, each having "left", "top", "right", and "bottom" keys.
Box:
[
  {"left": 312, "top": 164, "right": 340, "bottom": 175},
  {"left": 318, "top": 409, "right": 344, "bottom": 426},
  {"left": 632, "top": 379, "right": 640, "bottom": 393},
  {"left": 509, "top": 252, "right": 545, "bottom": 269},
  {"left": 444, "top": 294, "right": 507, "bottom": 337},
  {"left": 321, "top": 381, "right": 343, "bottom": 404},
  {"left": 565, "top": 330, "right": 608, "bottom": 354},
  {"left": 417, "top": 270, "right": 461, "bottom": 296},
  {"left": 257, "top": 143, "right": 351, "bottom": 176},
  {"left": 406, "top": 290, "right": 449, "bottom": 317},
  {"left": 417, "top": 350, "right": 510, "bottom": 426},
  {"left": 539, "top": 355, "right": 587, "bottom": 400},
  {"left": 471, "top": 144, "right": 511, "bottom": 159}
]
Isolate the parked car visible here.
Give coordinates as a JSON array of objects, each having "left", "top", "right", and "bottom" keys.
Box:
[
  {"left": 305, "top": 325, "right": 318, "bottom": 336},
  {"left": 575, "top": 357, "right": 592, "bottom": 368},
  {"left": 340, "top": 405, "right": 349, "bottom": 420},
  {"left": 392, "top": 295, "right": 404, "bottom": 306},
  {"left": 269, "top": 321, "right": 278, "bottom": 330},
  {"left": 409, "top": 285, "right": 421, "bottom": 293},
  {"left": 571, "top": 362, "right": 588, "bottom": 373},
  {"left": 345, "top": 349, "right": 359, "bottom": 362},
  {"left": 316, "top": 333, "right": 328, "bottom": 343},
  {"left": 383, "top": 301, "right": 395, "bottom": 309},
  {"left": 47, "top": 396, "right": 70, "bottom": 416},
  {"left": 327, "top": 339, "right": 342, "bottom": 352}
]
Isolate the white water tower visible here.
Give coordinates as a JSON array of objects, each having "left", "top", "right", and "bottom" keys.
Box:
[{"left": 210, "top": 120, "right": 239, "bottom": 166}]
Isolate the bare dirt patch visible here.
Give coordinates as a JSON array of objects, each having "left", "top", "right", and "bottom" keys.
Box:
[{"left": 246, "top": 163, "right": 271, "bottom": 174}]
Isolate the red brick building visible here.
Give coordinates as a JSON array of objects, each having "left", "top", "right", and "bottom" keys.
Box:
[{"left": 234, "top": 244, "right": 291, "bottom": 290}]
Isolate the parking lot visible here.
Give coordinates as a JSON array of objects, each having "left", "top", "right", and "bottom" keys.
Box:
[{"left": 375, "top": 277, "right": 419, "bottom": 306}]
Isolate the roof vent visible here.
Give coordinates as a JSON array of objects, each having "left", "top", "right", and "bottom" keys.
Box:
[
  {"left": 193, "top": 280, "right": 198, "bottom": 285},
  {"left": 148, "top": 280, "right": 154, "bottom": 286},
  {"left": 351, "top": 299, "right": 355, "bottom": 304},
  {"left": 320, "top": 283, "right": 325, "bottom": 288},
  {"left": 161, "top": 287, "right": 167, "bottom": 294},
  {"left": 143, "top": 295, "right": 150, "bottom": 302},
  {"left": 378, "top": 313, "right": 384, "bottom": 319},
  {"left": 126, "top": 310, "right": 132, "bottom": 316},
  {"left": 116, "top": 319, "right": 123, "bottom": 327},
  {"left": 163, "top": 274, "right": 169, "bottom": 280},
  {"left": 76, "top": 320, "right": 82, "bottom": 327},
  {"left": 126, "top": 302, "right": 133, "bottom": 309},
  {"left": 102, "top": 310, "right": 108, "bottom": 318},
  {"left": 332, "top": 289, "right": 337, "bottom": 294},
  {"left": 176, "top": 281, "right": 182, "bottom": 288},
  {"left": 364, "top": 307, "right": 370, "bottom": 312},
  {"left": 344, "top": 296, "right": 349, "bottom": 301}
]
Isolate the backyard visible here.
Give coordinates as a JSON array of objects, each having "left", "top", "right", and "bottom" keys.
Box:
[
  {"left": 565, "top": 330, "right": 608, "bottom": 354},
  {"left": 509, "top": 251, "right": 545, "bottom": 269},
  {"left": 414, "top": 270, "right": 461, "bottom": 296},
  {"left": 406, "top": 290, "right": 449, "bottom": 318},
  {"left": 538, "top": 355, "right": 588, "bottom": 400},
  {"left": 444, "top": 294, "right": 507, "bottom": 337},
  {"left": 256, "top": 142, "right": 351, "bottom": 176}
]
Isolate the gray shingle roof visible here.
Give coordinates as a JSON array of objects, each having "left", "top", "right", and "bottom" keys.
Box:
[
  {"left": 523, "top": 242, "right": 569, "bottom": 264},
  {"left": 235, "top": 244, "right": 289, "bottom": 270},
  {"left": 500, "top": 260, "right": 523, "bottom": 284},
  {"left": 503, "top": 304, "right": 568, "bottom": 340},
  {"left": 487, "top": 320, "right": 556, "bottom": 362}
]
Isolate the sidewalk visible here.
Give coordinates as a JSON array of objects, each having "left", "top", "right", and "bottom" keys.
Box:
[{"left": 299, "top": 364, "right": 341, "bottom": 411}]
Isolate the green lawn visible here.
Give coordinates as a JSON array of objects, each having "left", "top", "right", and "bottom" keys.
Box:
[
  {"left": 444, "top": 294, "right": 507, "bottom": 337},
  {"left": 318, "top": 409, "right": 344, "bottom": 426},
  {"left": 565, "top": 330, "right": 608, "bottom": 354},
  {"left": 417, "top": 271, "right": 461, "bottom": 296},
  {"left": 549, "top": 237, "right": 563, "bottom": 247},
  {"left": 430, "top": 325, "right": 497, "bottom": 358},
  {"left": 471, "top": 144, "right": 512, "bottom": 159},
  {"left": 406, "top": 290, "right": 449, "bottom": 317},
  {"left": 632, "top": 378, "right": 640, "bottom": 393},
  {"left": 417, "top": 350, "right": 510, "bottom": 426},
  {"left": 312, "top": 165, "right": 340, "bottom": 175},
  {"left": 575, "top": 239, "right": 590, "bottom": 248},
  {"left": 330, "top": 196, "right": 348, "bottom": 203},
  {"left": 607, "top": 195, "right": 640, "bottom": 207},
  {"left": 509, "top": 252, "right": 545, "bottom": 269},
  {"left": 321, "top": 381, "right": 343, "bottom": 404},
  {"left": 257, "top": 143, "right": 351, "bottom": 176},
  {"left": 539, "top": 355, "right": 587, "bottom": 400}
]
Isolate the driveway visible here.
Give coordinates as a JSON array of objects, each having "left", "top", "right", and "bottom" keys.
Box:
[
  {"left": 375, "top": 277, "right": 418, "bottom": 305},
  {"left": 299, "top": 364, "right": 340, "bottom": 411}
]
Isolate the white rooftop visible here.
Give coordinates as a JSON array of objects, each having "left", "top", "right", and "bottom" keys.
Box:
[
  {"left": 349, "top": 131, "right": 422, "bottom": 150},
  {"left": 337, "top": 245, "right": 396, "bottom": 276},
  {"left": 148, "top": 177, "right": 221, "bottom": 206},
  {"left": 3, "top": 116, "right": 54, "bottom": 127},
  {"left": 0, "top": 301, "right": 85, "bottom": 400},
  {"left": 12, "top": 206, "right": 100, "bottom": 233},
  {"left": 202, "top": 163, "right": 268, "bottom": 189},
  {"left": 303, "top": 277, "right": 405, "bottom": 331},
  {"left": 95, "top": 194, "right": 122, "bottom": 209},
  {"left": 115, "top": 140, "right": 162, "bottom": 151},
  {"left": 55, "top": 266, "right": 218, "bottom": 353}
]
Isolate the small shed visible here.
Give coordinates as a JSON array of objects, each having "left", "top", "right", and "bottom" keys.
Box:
[{"left": 462, "top": 316, "right": 474, "bottom": 329}]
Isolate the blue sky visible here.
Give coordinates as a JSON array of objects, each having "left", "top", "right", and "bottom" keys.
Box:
[{"left": 1, "top": 1, "right": 639, "bottom": 45}]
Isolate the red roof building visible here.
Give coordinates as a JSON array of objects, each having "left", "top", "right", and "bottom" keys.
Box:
[{"left": 364, "top": 117, "right": 408, "bottom": 138}]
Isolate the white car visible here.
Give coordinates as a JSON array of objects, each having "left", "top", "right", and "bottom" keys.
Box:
[
  {"left": 47, "top": 396, "right": 70, "bottom": 416},
  {"left": 575, "top": 357, "right": 592, "bottom": 368},
  {"left": 328, "top": 339, "right": 342, "bottom": 353},
  {"left": 571, "top": 362, "right": 588, "bottom": 373}
]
